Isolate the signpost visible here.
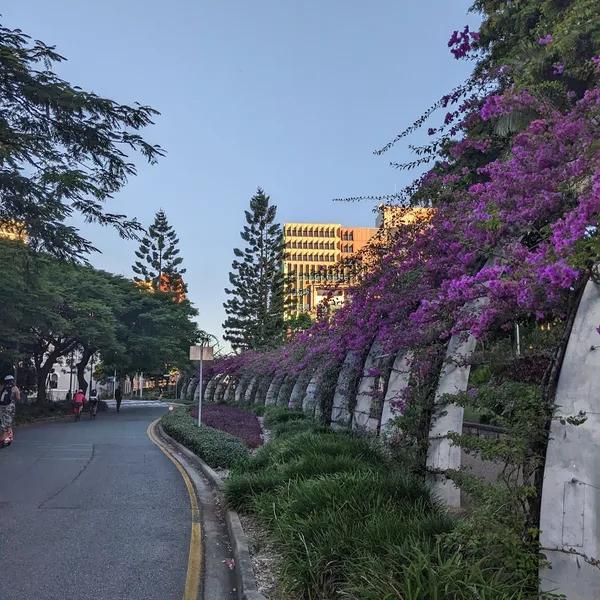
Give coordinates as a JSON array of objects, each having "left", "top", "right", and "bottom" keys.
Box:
[{"left": 190, "top": 343, "right": 214, "bottom": 427}]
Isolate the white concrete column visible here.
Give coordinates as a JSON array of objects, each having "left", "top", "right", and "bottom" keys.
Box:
[
  {"left": 291, "top": 371, "right": 312, "bottom": 408},
  {"left": 203, "top": 374, "right": 221, "bottom": 402},
  {"left": 380, "top": 351, "right": 412, "bottom": 435},
  {"left": 213, "top": 375, "right": 228, "bottom": 403},
  {"left": 331, "top": 352, "right": 361, "bottom": 429},
  {"left": 353, "top": 341, "right": 384, "bottom": 431},
  {"left": 244, "top": 376, "right": 258, "bottom": 403},
  {"left": 426, "top": 331, "right": 477, "bottom": 508},
  {"left": 303, "top": 372, "right": 320, "bottom": 415},
  {"left": 254, "top": 375, "right": 274, "bottom": 405},
  {"left": 223, "top": 378, "right": 236, "bottom": 403},
  {"left": 234, "top": 375, "right": 250, "bottom": 404},
  {"left": 276, "top": 375, "right": 294, "bottom": 406},
  {"left": 540, "top": 278, "right": 600, "bottom": 599},
  {"left": 265, "top": 373, "right": 284, "bottom": 406}
]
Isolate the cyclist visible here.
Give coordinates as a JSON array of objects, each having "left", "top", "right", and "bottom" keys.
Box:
[
  {"left": 89, "top": 389, "right": 100, "bottom": 419},
  {"left": 73, "top": 389, "right": 85, "bottom": 421}
]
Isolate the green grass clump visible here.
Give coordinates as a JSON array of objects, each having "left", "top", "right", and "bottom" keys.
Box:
[
  {"left": 270, "top": 418, "right": 318, "bottom": 439},
  {"left": 262, "top": 405, "right": 308, "bottom": 427},
  {"left": 162, "top": 407, "right": 248, "bottom": 469}
]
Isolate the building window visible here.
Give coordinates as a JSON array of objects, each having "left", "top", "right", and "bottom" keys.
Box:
[
  {"left": 343, "top": 245, "right": 348, "bottom": 252},
  {"left": 308, "top": 242, "right": 313, "bottom": 249},
  {"left": 343, "top": 232, "right": 348, "bottom": 241},
  {"left": 303, "top": 228, "right": 308, "bottom": 236},
  {"left": 320, "top": 254, "right": 324, "bottom": 262},
  {"left": 349, "top": 245, "right": 354, "bottom": 252},
  {"left": 319, "top": 230, "right": 324, "bottom": 237},
  {"left": 325, "top": 230, "right": 330, "bottom": 238},
  {"left": 303, "top": 254, "right": 308, "bottom": 262},
  {"left": 292, "top": 253, "right": 297, "bottom": 261},
  {"left": 286, "top": 228, "right": 291, "bottom": 236},
  {"left": 308, "top": 229, "right": 313, "bottom": 237},
  {"left": 349, "top": 232, "right": 354, "bottom": 241}
]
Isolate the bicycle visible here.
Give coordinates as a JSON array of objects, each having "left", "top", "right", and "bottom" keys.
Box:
[{"left": 89, "top": 399, "right": 99, "bottom": 420}]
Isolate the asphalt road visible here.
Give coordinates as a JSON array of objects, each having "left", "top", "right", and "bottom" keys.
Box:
[{"left": 0, "top": 404, "right": 191, "bottom": 600}]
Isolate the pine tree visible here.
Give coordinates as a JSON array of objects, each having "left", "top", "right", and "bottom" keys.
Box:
[
  {"left": 223, "top": 188, "right": 286, "bottom": 351},
  {"left": 133, "top": 210, "right": 186, "bottom": 295}
]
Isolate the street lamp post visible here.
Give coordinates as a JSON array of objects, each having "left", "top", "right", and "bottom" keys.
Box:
[{"left": 190, "top": 342, "right": 214, "bottom": 427}]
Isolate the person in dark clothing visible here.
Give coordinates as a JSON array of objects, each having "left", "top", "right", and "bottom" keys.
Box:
[{"left": 115, "top": 386, "right": 122, "bottom": 412}]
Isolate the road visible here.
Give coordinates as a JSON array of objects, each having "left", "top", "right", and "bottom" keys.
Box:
[{"left": 0, "top": 403, "right": 196, "bottom": 600}]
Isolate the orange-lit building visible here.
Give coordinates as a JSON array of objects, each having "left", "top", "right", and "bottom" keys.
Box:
[
  {"left": 0, "top": 221, "right": 27, "bottom": 243},
  {"left": 283, "top": 222, "right": 378, "bottom": 317},
  {"left": 283, "top": 207, "right": 433, "bottom": 318},
  {"left": 134, "top": 274, "right": 186, "bottom": 303}
]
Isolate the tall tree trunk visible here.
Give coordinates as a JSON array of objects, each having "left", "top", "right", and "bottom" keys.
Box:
[{"left": 76, "top": 348, "right": 93, "bottom": 395}]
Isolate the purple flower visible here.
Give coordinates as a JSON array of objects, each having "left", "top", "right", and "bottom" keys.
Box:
[
  {"left": 539, "top": 34, "right": 553, "bottom": 45},
  {"left": 553, "top": 63, "right": 564, "bottom": 75},
  {"left": 592, "top": 56, "right": 600, "bottom": 72}
]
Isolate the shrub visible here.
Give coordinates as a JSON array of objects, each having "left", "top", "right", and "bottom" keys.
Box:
[
  {"left": 162, "top": 407, "right": 248, "bottom": 468},
  {"left": 270, "top": 418, "right": 318, "bottom": 439},
  {"left": 262, "top": 405, "right": 308, "bottom": 427},
  {"left": 191, "top": 403, "right": 263, "bottom": 448},
  {"left": 14, "top": 400, "right": 108, "bottom": 425}
]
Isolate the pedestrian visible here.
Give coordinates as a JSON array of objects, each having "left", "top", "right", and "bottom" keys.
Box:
[
  {"left": 65, "top": 389, "right": 72, "bottom": 403},
  {"left": 73, "top": 389, "right": 85, "bottom": 421},
  {"left": 0, "top": 375, "right": 20, "bottom": 447},
  {"left": 115, "top": 386, "right": 122, "bottom": 412},
  {"left": 89, "top": 389, "right": 100, "bottom": 419}
]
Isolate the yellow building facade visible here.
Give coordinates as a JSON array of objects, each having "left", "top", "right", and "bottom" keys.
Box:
[
  {"left": 283, "top": 222, "right": 378, "bottom": 317},
  {"left": 284, "top": 207, "right": 433, "bottom": 318}
]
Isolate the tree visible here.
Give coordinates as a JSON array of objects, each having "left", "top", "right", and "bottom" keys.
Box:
[
  {"left": 0, "top": 22, "right": 164, "bottom": 259},
  {"left": 223, "top": 188, "right": 286, "bottom": 351},
  {"left": 132, "top": 209, "right": 186, "bottom": 295},
  {"left": 97, "top": 284, "right": 201, "bottom": 383}
]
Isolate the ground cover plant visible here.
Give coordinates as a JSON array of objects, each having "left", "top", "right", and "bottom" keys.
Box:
[
  {"left": 191, "top": 404, "right": 263, "bottom": 448},
  {"left": 225, "top": 415, "right": 542, "bottom": 599}
]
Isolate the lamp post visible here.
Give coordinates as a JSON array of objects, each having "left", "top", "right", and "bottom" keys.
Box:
[{"left": 190, "top": 342, "right": 214, "bottom": 427}]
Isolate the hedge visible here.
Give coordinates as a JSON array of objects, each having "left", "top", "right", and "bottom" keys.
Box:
[{"left": 162, "top": 407, "right": 248, "bottom": 468}]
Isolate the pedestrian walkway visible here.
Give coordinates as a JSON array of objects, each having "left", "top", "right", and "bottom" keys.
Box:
[
  {"left": 105, "top": 399, "right": 170, "bottom": 409},
  {"left": 0, "top": 407, "right": 189, "bottom": 600}
]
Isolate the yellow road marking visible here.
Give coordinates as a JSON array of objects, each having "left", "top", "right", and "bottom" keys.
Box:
[{"left": 147, "top": 419, "right": 202, "bottom": 600}]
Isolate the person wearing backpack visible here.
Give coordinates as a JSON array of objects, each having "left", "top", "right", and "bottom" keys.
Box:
[
  {"left": 115, "top": 386, "right": 123, "bottom": 412},
  {"left": 73, "top": 389, "right": 85, "bottom": 421},
  {"left": 0, "top": 375, "right": 20, "bottom": 447},
  {"left": 89, "top": 389, "right": 100, "bottom": 419}
]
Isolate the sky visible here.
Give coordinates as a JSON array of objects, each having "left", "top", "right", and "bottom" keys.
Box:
[{"left": 4, "top": 0, "right": 479, "bottom": 348}]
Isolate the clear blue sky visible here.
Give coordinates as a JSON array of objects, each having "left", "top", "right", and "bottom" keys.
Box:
[{"left": 4, "top": 1, "right": 479, "bottom": 348}]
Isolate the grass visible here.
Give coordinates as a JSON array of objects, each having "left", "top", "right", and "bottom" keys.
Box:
[
  {"left": 14, "top": 400, "right": 108, "bottom": 425},
  {"left": 224, "top": 406, "right": 538, "bottom": 600},
  {"left": 162, "top": 407, "right": 249, "bottom": 468}
]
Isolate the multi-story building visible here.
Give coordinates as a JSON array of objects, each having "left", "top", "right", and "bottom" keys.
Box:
[
  {"left": 283, "top": 207, "right": 434, "bottom": 318},
  {"left": 283, "top": 222, "right": 378, "bottom": 317}
]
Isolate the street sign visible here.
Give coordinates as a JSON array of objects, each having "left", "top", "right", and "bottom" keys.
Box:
[{"left": 189, "top": 345, "right": 214, "bottom": 361}]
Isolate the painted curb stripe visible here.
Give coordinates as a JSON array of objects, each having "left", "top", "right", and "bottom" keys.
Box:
[{"left": 147, "top": 419, "right": 202, "bottom": 600}]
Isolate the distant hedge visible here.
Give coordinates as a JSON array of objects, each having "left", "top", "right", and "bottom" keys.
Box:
[{"left": 162, "top": 407, "right": 248, "bottom": 468}]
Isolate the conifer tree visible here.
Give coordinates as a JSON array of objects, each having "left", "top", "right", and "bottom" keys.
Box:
[
  {"left": 223, "top": 188, "right": 285, "bottom": 351},
  {"left": 133, "top": 210, "right": 186, "bottom": 294}
]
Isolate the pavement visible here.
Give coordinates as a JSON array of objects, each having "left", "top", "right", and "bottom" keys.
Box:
[{"left": 0, "top": 402, "right": 235, "bottom": 600}]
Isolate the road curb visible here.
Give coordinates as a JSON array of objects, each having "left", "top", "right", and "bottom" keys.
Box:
[{"left": 156, "top": 422, "right": 268, "bottom": 600}]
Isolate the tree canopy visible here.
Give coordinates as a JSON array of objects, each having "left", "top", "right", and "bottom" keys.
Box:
[{"left": 0, "top": 22, "right": 164, "bottom": 259}]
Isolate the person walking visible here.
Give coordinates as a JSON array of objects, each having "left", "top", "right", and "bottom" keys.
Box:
[
  {"left": 89, "top": 389, "right": 100, "bottom": 419},
  {"left": 73, "top": 389, "right": 85, "bottom": 421},
  {"left": 115, "top": 386, "right": 122, "bottom": 412},
  {"left": 0, "top": 375, "right": 20, "bottom": 447}
]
